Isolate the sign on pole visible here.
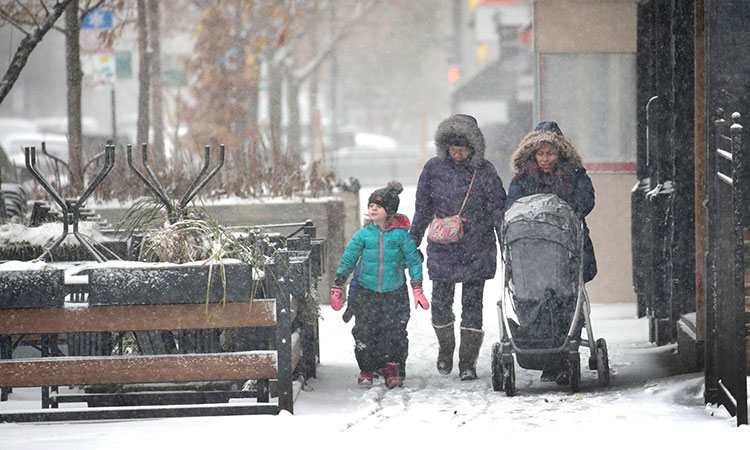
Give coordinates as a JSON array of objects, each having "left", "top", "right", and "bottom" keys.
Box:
[
  {"left": 81, "top": 10, "right": 113, "bottom": 29},
  {"left": 80, "top": 9, "right": 113, "bottom": 54}
]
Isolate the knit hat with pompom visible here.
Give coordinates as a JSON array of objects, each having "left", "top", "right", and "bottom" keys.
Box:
[{"left": 368, "top": 180, "right": 403, "bottom": 216}]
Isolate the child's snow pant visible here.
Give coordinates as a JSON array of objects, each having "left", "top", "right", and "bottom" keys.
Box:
[{"left": 351, "top": 284, "right": 410, "bottom": 373}]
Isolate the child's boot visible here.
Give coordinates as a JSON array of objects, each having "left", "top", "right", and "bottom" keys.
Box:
[
  {"left": 383, "top": 362, "right": 403, "bottom": 388},
  {"left": 358, "top": 371, "right": 374, "bottom": 387}
]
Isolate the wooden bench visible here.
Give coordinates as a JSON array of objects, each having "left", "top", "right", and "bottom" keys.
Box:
[{"left": 0, "top": 261, "right": 305, "bottom": 422}]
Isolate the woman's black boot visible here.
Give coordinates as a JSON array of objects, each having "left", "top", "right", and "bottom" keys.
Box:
[
  {"left": 458, "top": 327, "right": 484, "bottom": 381},
  {"left": 433, "top": 322, "right": 455, "bottom": 375}
]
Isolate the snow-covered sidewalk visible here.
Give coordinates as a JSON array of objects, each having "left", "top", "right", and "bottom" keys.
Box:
[{"left": 1, "top": 301, "right": 747, "bottom": 448}]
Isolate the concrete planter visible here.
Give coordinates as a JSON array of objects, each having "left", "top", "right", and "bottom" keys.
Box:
[
  {"left": 93, "top": 191, "right": 360, "bottom": 304},
  {"left": 0, "top": 269, "right": 65, "bottom": 309},
  {"left": 87, "top": 261, "right": 253, "bottom": 306}
]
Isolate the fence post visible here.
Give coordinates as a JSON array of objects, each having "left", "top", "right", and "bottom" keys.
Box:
[
  {"left": 274, "top": 251, "right": 294, "bottom": 414},
  {"left": 729, "top": 113, "right": 748, "bottom": 425},
  {"left": 704, "top": 110, "right": 725, "bottom": 404}
]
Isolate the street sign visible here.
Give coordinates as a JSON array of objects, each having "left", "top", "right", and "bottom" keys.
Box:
[
  {"left": 115, "top": 51, "right": 132, "bottom": 80},
  {"left": 81, "top": 10, "right": 113, "bottom": 29},
  {"left": 81, "top": 10, "right": 114, "bottom": 54},
  {"left": 82, "top": 53, "right": 115, "bottom": 87}
]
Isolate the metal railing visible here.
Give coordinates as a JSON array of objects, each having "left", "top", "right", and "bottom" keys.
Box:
[{"left": 704, "top": 109, "right": 748, "bottom": 426}]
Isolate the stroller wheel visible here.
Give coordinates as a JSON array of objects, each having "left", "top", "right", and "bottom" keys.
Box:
[
  {"left": 503, "top": 357, "right": 516, "bottom": 397},
  {"left": 568, "top": 352, "right": 581, "bottom": 393},
  {"left": 596, "top": 338, "right": 611, "bottom": 387},
  {"left": 491, "top": 343, "right": 503, "bottom": 392}
]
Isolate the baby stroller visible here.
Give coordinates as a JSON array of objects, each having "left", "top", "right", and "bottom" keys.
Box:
[{"left": 491, "top": 193, "right": 610, "bottom": 395}]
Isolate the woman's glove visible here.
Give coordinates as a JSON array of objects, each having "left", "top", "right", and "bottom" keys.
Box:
[
  {"left": 411, "top": 280, "right": 430, "bottom": 310},
  {"left": 329, "top": 285, "right": 344, "bottom": 311}
]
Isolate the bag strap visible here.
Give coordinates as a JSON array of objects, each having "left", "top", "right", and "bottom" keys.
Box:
[{"left": 457, "top": 169, "right": 477, "bottom": 216}]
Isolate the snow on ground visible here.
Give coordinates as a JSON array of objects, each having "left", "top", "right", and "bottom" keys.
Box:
[{"left": 1, "top": 185, "right": 748, "bottom": 448}]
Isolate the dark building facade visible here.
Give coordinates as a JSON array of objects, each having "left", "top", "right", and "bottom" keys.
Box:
[{"left": 632, "top": 0, "right": 749, "bottom": 425}]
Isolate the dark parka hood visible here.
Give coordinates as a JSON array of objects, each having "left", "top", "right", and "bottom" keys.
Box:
[
  {"left": 511, "top": 129, "right": 583, "bottom": 172},
  {"left": 434, "top": 114, "right": 486, "bottom": 169}
]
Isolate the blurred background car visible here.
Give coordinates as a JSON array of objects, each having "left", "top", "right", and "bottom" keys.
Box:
[
  {"left": 0, "top": 131, "right": 70, "bottom": 187},
  {"left": 323, "top": 131, "right": 428, "bottom": 187}
]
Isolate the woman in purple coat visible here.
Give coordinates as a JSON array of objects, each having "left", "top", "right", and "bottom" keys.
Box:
[{"left": 409, "top": 114, "right": 507, "bottom": 381}]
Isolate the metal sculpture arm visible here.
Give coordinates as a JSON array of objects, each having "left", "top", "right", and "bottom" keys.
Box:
[
  {"left": 179, "top": 144, "right": 225, "bottom": 209},
  {"left": 126, "top": 144, "right": 174, "bottom": 218},
  {"left": 71, "top": 145, "right": 116, "bottom": 262},
  {"left": 25, "top": 146, "right": 69, "bottom": 261},
  {"left": 126, "top": 143, "right": 226, "bottom": 223}
]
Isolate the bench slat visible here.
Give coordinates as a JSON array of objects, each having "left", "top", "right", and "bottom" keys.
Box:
[
  {"left": 0, "top": 351, "right": 277, "bottom": 387},
  {"left": 0, "top": 403, "right": 281, "bottom": 422},
  {"left": 0, "top": 299, "right": 276, "bottom": 334}
]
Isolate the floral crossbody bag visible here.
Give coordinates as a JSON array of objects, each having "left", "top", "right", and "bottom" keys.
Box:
[{"left": 427, "top": 169, "right": 476, "bottom": 244}]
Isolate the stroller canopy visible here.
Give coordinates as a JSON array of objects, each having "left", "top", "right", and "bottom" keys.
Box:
[
  {"left": 502, "top": 193, "right": 582, "bottom": 302},
  {"left": 502, "top": 193, "right": 580, "bottom": 254}
]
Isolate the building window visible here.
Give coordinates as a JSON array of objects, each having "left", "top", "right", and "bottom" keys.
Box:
[{"left": 538, "top": 53, "right": 636, "bottom": 165}]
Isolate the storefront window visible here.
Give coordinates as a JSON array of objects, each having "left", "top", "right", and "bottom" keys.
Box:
[{"left": 538, "top": 53, "right": 636, "bottom": 164}]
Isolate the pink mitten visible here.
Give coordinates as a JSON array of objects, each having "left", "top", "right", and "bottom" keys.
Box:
[
  {"left": 329, "top": 286, "right": 344, "bottom": 311},
  {"left": 413, "top": 287, "right": 429, "bottom": 310}
]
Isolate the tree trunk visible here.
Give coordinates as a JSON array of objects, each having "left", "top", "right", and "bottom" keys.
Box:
[
  {"left": 0, "top": 0, "right": 73, "bottom": 105},
  {"left": 247, "top": 63, "right": 259, "bottom": 132},
  {"left": 0, "top": 169, "right": 6, "bottom": 221},
  {"left": 148, "top": 0, "right": 165, "bottom": 163},
  {"left": 286, "top": 75, "right": 300, "bottom": 158},
  {"left": 65, "top": 0, "right": 84, "bottom": 192},
  {"left": 136, "top": 0, "right": 151, "bottom": 150},
  {"left": 309, "top": 70, "right": 323, "bottom": 160},
  {"left": 268, "top": 62, "right": 283, "bottom": 154},
  {"left": 327, "top": 3, "right": 339, "bottom": 151},
  {"left": 308, "top": 5, "right": 322, "bottom": 161}
]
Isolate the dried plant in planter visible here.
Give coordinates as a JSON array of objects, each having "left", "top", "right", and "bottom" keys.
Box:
[{"left": 115, "top": 198, "right": 284, "bottom": 306}]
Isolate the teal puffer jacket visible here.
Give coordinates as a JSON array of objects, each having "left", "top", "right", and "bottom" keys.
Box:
[{"left": 336, "top": 214, "right": 423, "bottom": 293}]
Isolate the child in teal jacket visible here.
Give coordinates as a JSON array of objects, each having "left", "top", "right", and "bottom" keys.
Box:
[{"left": 330, "top": 181, "right": 429, "bottom": 388}]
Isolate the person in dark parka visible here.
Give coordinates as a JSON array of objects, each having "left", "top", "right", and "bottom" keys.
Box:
[
  {"left": 410, "top": 114, "right": 507, "bottom": 381},
  {"left": 506, "top": 120, "right": 597, "bottom": 385},
  {"left": 506, "top": 121, "right": 597, "bottom": 283}
]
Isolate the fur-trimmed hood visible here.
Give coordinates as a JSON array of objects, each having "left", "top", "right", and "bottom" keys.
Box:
[
  {"left": 434, "top": 114, "right": 486, "bottom": 169},
  {"left": 511, "top": 130, "right": 583, "bottom": 172}
]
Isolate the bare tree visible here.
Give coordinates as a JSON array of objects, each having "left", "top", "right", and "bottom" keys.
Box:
[
  {"left": 135, "top": 0, "right": 149, "bottom": 150},
  {"left": 148, "top": 0, "right": 164, "bottom": 161},
  {"left": 64, "top": 0, "right": 84, "bottom": 191},
  {"left": 65, "top": 0, "right": 113, "bottom": 192},
  {"left": 262, "top": 0, "right": 379, "bottom": 156},
  {"left": 0, "top": 0, "right": 74, "bottom": 105},
  {"left": 179, "top": 0, "right": 378, "bottom": 166},
  {"left": 1, "top": 0, "right": 123, "bottom": 192}
]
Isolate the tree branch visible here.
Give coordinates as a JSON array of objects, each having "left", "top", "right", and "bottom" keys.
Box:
[
  {"left": 78, "top": 0, "right": 106, "bottom": 21},
  {"left": 16, "top": 0, "right": 40, "bottom": 28},
  {"left": 0, "top": 9, "right": 31, "bottom": 35},
  {"left": 0, "top": 0, "right": 74, "bottom": 105},
  {"left": 292, "top": 0, "right": 378, "bottom": 82}
]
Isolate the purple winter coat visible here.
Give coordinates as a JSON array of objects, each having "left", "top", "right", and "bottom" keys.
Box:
[{"left": 409, "top": 114, "right": 507, "bottom": 282}]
